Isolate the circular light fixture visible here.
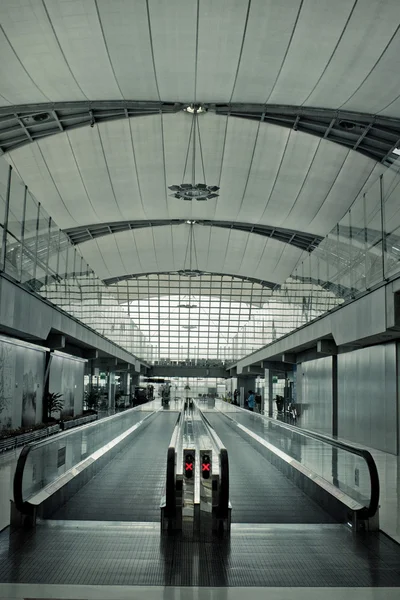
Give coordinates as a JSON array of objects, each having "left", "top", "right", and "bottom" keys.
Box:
[{"left": 169, "top": 183, "right": 219, "bottom": 201}]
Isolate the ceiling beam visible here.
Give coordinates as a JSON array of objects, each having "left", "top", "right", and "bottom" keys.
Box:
[
  {"left": 64, "top": 219, "right": 322, "bottom": 252},
  {"left": 1, "top": 102, "right": 400, "bottom": 164}
]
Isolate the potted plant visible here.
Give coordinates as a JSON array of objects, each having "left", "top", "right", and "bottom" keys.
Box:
[
  {"left": 84, "top": 389, "right": 100, "bottom": 412},
  {"left": 45, "top": 392, "right": 64, "bottom": 421}
]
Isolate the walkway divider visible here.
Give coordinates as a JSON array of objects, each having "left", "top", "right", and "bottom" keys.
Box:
[{"left": 161, "top": 400, "right": 231, "bottom": 535}]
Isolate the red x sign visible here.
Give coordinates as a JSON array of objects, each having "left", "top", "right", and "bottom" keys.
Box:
[
  {"left": 185, "top": 462, "right": 193, "bottom": 471},
  {"left": 202, "top": 463, "right": 210, "bottom": 472}
]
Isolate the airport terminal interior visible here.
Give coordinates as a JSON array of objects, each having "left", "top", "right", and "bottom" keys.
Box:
[{"left": 1, "top": 1, "right": 400, "bottom": 598}]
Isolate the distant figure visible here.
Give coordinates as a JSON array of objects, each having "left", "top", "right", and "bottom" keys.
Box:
[
  {"left": 247, "top": 390, "right": 255, "bottom": 412},
  {"left": 233, "top": 389, "right": 239, "bottom": 405}
]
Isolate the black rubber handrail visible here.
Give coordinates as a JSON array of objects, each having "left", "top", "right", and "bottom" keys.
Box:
[
  {"left": 227, "top": 405, "right": 379, "bottom": 519},
  {"left": 164, "top": 411, "right": 182, "bottom": 520},
  {"left": 13, "top": 443, "right": 34, "bottom": 515},
  {"left": 196, "top": 406, "right": 230, "bottom": 520}
]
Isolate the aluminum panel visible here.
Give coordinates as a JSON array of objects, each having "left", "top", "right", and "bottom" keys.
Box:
[
  {"left": 338, "top": 343, "right": 397, "bottom": 454},
  {"left": 298, "top": 356, "right": 332, "bottom": 435}
]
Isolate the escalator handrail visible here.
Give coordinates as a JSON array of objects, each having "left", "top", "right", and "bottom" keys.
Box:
[
  {"left": 164, "top": 411, "right": 183, "bottom": 519},
  {"left": 222, "top": 404, "right": 379, "bottom": 519},
  {"left": 195, "top": 403, "right": 230, "bottom": 519}
]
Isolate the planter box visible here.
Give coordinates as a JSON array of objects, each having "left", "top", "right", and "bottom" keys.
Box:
[
  {"left": 60, "top": 413, "right": 98, "bottom": 431},
  {"left": 0, "top": 424, "right": 60, "bottom": 453}
]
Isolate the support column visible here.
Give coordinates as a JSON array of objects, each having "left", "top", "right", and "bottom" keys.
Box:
[
  {"left": 264, "top": 368, "right": 274, "bottom": 417},
  {"left": 108, "top": 371, "right": 116, "bottom": 411},
  {"left": 120, "top": 372, "right": 129, "bottom": 395},
  {"left": 332, "top": 355, "right": 338, "bottom": 437},
  {"left": 237, "top": 376, "right": 255, "bottom": 408}
]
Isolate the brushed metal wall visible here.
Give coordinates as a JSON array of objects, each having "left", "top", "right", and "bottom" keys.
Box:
[
  {"left": 298, "top": 356, "right": 333, "bottom": 435},
  {"left": 338, "top": 343, "right": 397, "bottom": 454}
]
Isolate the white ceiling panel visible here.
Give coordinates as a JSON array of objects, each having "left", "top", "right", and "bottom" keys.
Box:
[
  {"left": 0, "top": 25, "right": 48, "bottom": 106},
  {"left": 149, "top": 0, "right": 196, "bottom": 102},
  {"left": 267, "top": 0, "right": 355, "bottom": 105},
  {"left": 78, "top": 224, "right": 305, "bottom": 284},
  {"left": 95, "top": 0, "right": 159, "bottom": 100},
  {"left": 0, "top": 0, "right": 87, "bottom": 103},
  {"left": 127, "top": 114, "right": 169, "bottom": 220},
  {"left": 282, "top": 141, "right": 351, "bottom": 232},
  {"left": 214, "top": 117, "right": 260, "bottom": 221},
  {"left": 42, "top": 0, "right": 123, "bottom": 100},
  {"left": 56, "top": 124, "right": 126, "bottom": 224},
  {"left": 308, "top": 152, "right": 380, "bottom": 233},
  {"left": 257, "top": 130, "right": 320, "bottom": 225},
  {"left": 231, "top": 0, "right": 302, "bottom": 103},
  {"left": 30, "top": 133, "right": 103, "bottom": 225},
  {"left": 90, "top": 119, "right": 147, "bottom": 221},
  {"left": 195, "top": 0, "right": 249, "bottom": 102},
  {"left": 304, "top": 0, "right": 400, "bottom": 112},
  {"left": 341, "top": 27, "right": 400, "bottom": 116},
  {"left": 234, "top": 121, "right": 289, "bottom": 223}
]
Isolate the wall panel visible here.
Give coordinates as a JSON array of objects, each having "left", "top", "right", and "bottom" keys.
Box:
[
  {"left": 338, "top": 343, "right": 397, "bottom": 454},
  {"left": 0, "top": 335, "right": 45, "bottom": 429},
  {"left": 49, "top": 353, "right": 85, "bottom": 418},
  {"left": 297, "top": 356, "right": 333, "bottom": 435}
]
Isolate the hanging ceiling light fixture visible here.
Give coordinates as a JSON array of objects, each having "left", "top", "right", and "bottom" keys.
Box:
[
  {"left": 177, "top": 221, "right": 206, "bottom": 277},
  {"left": 168, "top": 105, "right": 220, "bottom": 201}
]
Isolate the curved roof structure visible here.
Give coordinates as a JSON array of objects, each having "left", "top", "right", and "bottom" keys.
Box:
[
  {"left": 1, "top": 0, "right": 400, "bottom": 361},
  {"left": 1, "top": 0, "right": 400, "bottom": 114}
]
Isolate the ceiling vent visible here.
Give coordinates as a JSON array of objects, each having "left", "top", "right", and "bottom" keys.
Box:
[
  {"left": 338, "top": 120, "right": 357, "bottom": 131},
  {"left": 22, "top": 113, "right": 50, "bottom": 125}
]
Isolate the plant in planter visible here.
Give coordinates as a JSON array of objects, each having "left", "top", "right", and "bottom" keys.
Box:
[
  {"left": 85, "top": 389, "right": 100, "bottom": 411},
  {"left": 46, "top": 392, "right": 64, "bottom": 421}
]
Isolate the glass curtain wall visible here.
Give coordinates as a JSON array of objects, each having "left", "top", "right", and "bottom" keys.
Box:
[{"left": 2, "top": 155, "right": 400, "bottom": 364}]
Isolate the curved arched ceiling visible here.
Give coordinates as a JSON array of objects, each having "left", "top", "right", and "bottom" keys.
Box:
[
  {"left": 7, "top": 113, "right": 383, "bottom": 236},
  {"left": 78, "top": 224, "right": 306, "bottom": 284},
  {"left": 1, "top": 0, "right": 399, "bottom": 295},
  {"left": 1, "top": 0, "right": 400, "bottom": 116}
]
